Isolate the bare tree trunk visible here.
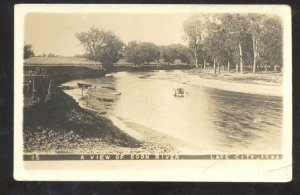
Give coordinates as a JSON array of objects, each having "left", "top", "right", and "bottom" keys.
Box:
[
  {"left": 265, "top": 65, "right": 267, "bottom": 73},
  {"left": 252, "top": 36, "right": 257, "bottom": 73},
  {"left": 203, "top": 50, "right": 206, "bottom": 69},
  {"left": 236, "top": 63, "right": 239, "bottom": 73},
  {"left": 194, "top": 51, "right": 198, "bottom": 68},
  {"left": 239, "top": 42, "right": 243, "bottom": 73},
  {"left": 217, "top": 58, "right": 220, "bottom": 74},
  {"left": 227, "top": 60, "right": 230, "bottom": 72},
  {"left": 213, "top": 57, "right": 216, "bottom": 74}
]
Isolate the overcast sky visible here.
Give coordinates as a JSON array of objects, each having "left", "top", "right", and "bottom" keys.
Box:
[{"left": 24, "top": 13, "right": 191, "bottom": 56}]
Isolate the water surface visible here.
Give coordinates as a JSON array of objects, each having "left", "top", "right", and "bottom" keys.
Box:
[{"left": 64, "top": 70, "right": 283, "bottom": 153}]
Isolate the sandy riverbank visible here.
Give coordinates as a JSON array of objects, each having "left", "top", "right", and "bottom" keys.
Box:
[
  {"left": 186, "top": 69, "right": 283, "bottom": 97},
  {"left": 111, "top": 117, "right": 210, "bottom": 154},
  {"left": 61, "top": 79, "right": 198, "bottom": 154},
  {"left": 144, "top": 69, "right": 283, "bottom": 96},
  {"left": 24, "top": 89, "right": 137, "bottom": 154},
  {"left": 24, "top": 86, "right": 182, "bottom": 154}
]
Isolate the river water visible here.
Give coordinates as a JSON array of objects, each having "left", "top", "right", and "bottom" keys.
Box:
[{"left": 63, "top": 70, "right": 283, "bottom": 153}]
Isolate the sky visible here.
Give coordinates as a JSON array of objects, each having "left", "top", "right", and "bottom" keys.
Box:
[{"left": 24, "top": 13, "right": 191, "bottom": 56}]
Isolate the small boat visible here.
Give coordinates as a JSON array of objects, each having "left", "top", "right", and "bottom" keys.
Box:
[{"left": 77, "top": 83, "right": 92, "bottom": 89}]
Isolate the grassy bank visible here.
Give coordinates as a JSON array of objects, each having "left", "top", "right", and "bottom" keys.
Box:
[
  {"left": 24, "top": 86, "right": 143, "bottom": 154},
  {"left": 189, "top": 68, "right": 282, "bottom": 85},
  {"left": 112, "top": 64, "right": 194, "bottom": 72},
  {"left": 23, "top": 63, "right": 142, "bottom": 153},
  {"left": 23, "top": 65, "right": 180, "bottom": 154},
  {"left": 24, "top": 88, "right": 179, "bottom": 154}
]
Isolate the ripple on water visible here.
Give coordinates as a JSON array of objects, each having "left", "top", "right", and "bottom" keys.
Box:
[{"left": 63, "top": 71, "right": 283, "bottom": 153}]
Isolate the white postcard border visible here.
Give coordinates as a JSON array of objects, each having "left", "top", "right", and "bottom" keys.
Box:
[{"left": 14, "top": 4, "right": 292, "bottom": 182}]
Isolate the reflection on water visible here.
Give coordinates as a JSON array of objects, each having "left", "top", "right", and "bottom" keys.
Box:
[{"left": 65, "top": 71, "right": 282, "bottom": 153}]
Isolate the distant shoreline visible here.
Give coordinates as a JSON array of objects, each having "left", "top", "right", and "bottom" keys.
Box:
[
  {"left": 24, "top": 56, "right": 283, "bottom": 98},
  {"left": 184, "top": 71, "right": 283, "bottom": 97},
  {"left": 132, "top": 69, "right": 283, "bottom": 97}
]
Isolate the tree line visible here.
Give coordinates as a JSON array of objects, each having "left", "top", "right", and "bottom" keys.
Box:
[
  {"left": 75, "top": 13, "right": 282, "bottom": 73},
  {"left": 25, "top": 13, "right": 283, "bottom": 74},
  {"left": 74, "top": 27, "right": 192, "bottom": 71},
  {"left": 183, "top": 13, "right": 283, "bottom": 73},
  {"left": 24, "top": 43, "right": 59, "bottom": 58},
  {"left": 24, "top": 43, "right": 35, "bottom": 59}
]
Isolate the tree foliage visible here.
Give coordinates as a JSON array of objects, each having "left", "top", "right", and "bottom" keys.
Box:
[
  {"left": 175, "top": 44, "right": 191, "bottom": 65},
  {"left": 159, "top": 44, "right": 191, "bottom": 65},
  {"left": 24, "top": 43, "right": 35, "bottom": 59},
  {"left": 125, "top": 41, "right": 160, "bottom": 66},
  {"left": 258, "top": 16, "right": 283, "bottom": 67},
  {"left": 183, "top": 14, "right": 283, "bottom": 73},
  {"left": 160, "top": 45, "right": 177, "bottom": 65},
  {"left": 183, "top": 14, "right": 209, "bottom": 67},
  {"left": 75, "top": 27, "right": 124, "bottom": 71}
]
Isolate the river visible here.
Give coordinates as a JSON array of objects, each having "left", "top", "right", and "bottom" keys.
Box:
[{"left": 63, "top": 70, "right": 283, "bottom": 153}]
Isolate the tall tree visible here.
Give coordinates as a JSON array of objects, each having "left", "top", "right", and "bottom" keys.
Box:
[
  {"left": 220, "top": 14, "right": 240, "bottom": 72},
  {"left": 161, "top": 45, "right": 178, "bottom": 65},
  {"left": 75, "top": 27, "right": 124, "bottom": 71},
  {"left": 258, "top": 15, "right": 283, "bottom": 71},
  {"left": 125, "top": 41, "right": 143, "bottom": 66},
  {"left": 183, "top": 15, "right": 209, "bottom": 68},
  {"left": 141, "top": 42, "right": 160, "bottom": 64},
  {"left": 174, "top": 44, "right": 192, "bottom": 65},
  {"left": 125, "top": 41, "right": 160, "bottom": 66},
  {"left": 226, "top": 14, "right": 250, "bottom": 73},
  {"left": 24, "top": 43, "right": 35, "bottom": 59},
  {"left": 204, "top": 14, "right": 225, "bottom": 74},
  {"left": 248, "top": 14, "right": 264, "bottom": 73}
]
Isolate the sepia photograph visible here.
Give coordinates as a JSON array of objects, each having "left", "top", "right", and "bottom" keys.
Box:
[{"left": 14, "top": 4, "right": 292, "bottom": 181}]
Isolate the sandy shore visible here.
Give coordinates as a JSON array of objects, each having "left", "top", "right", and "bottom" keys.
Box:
[
  {"left": 146, "top": 69, "right": 283, "bottom": 97},
  {"left": 24, "top": 85, "right": 182, "bottom": 154},
  {"left": 110, "top": 116, "right": 207, "bottom": 154},
  {"left": 182, "top": 75, "right": 282, "bottom": 97},
  {"left": 186, "top": 69, "right": 283, "bottom": 97},
  {"left": 61, "top": 81, "right": 195, "bottom": 154}
]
